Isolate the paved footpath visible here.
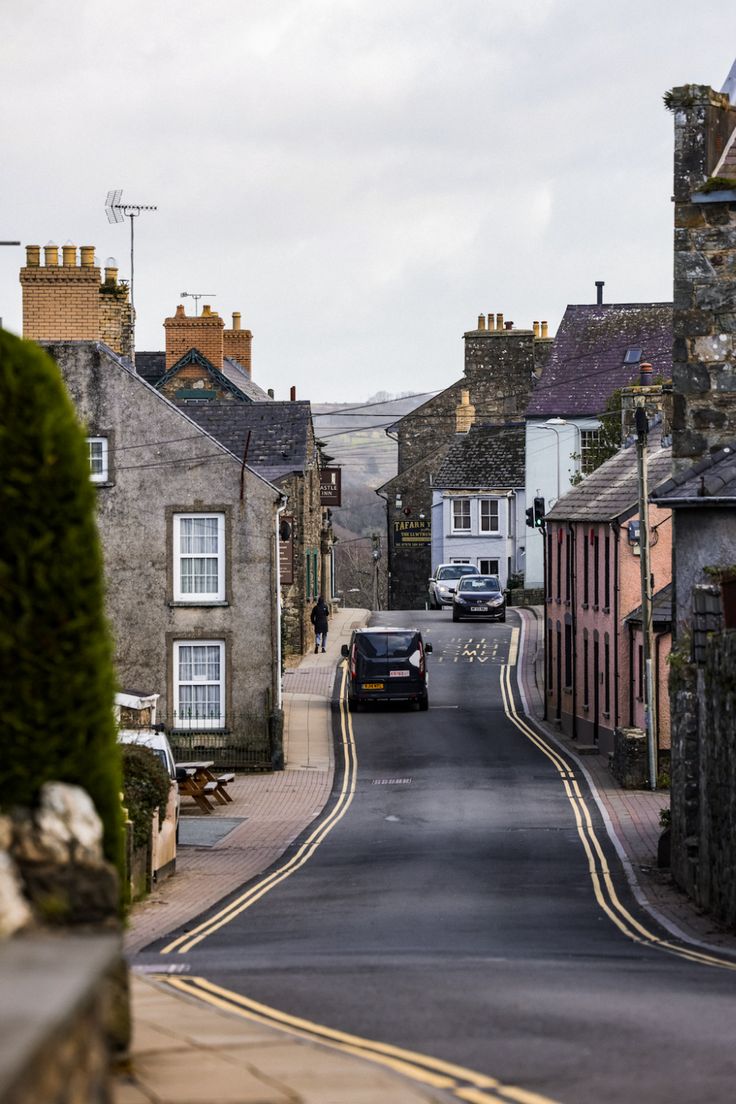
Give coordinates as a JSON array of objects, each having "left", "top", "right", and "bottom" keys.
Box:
[{"left": 115, "top": 605, "right": 736, "bottom": 1103}]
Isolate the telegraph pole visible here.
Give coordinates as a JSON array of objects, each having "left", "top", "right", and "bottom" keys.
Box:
[{"left": 635, "top": 402, "right": 658, "bottom": 790}]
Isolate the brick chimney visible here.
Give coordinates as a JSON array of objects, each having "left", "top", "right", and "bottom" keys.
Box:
[
  {"left": 455, "top": 389, "right": 475, "bottom": 433},
  {"left": 164, "top": 303, "right": 225, "bottom": 370},
  {"left": 222, "top": 311, "right": 253, "bottom": 377},
  {"left": 21, "top": 242, "right": 100, "bottom": 342},
  {"left": 19, "top": 242, "right": 133, "bottom": 358}
]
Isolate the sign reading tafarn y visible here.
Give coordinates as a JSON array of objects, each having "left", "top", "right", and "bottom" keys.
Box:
[{"left": 393, "top": 518, "right": 431, "bottom": 545}]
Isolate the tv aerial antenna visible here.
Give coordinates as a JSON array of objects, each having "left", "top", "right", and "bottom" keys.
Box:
[
  {"left": 181, "top": 291, "right": 217, "bottom": 316},
  {"left": 104, "top": 190, "right": 157, "bottom": 314}
]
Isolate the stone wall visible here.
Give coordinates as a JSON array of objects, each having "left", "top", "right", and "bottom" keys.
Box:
[
  {"left": 671, "top": 84, "right": 736, "bottom": 471},
  {"left": 0, "top": 934, "right": 124, "bottom": 1104}
]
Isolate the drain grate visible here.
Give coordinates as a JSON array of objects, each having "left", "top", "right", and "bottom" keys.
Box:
[{"left": 372, "top": 778, "right": 412, "bottom": 785}]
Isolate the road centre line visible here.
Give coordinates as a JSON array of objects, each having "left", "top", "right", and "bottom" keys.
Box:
[
  {"left": 156, "top": 658, "right": 563, "bottom": 1104},
  {"left": 499, "top": 663, "right": 736, "bottom": 973},
  {"left": 157, "top": 974, "right": 561, "bottom": 1104}
]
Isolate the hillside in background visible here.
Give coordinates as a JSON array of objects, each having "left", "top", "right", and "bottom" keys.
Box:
[{"left": 313, "top": 391, "right": 432, "bottom": 606}]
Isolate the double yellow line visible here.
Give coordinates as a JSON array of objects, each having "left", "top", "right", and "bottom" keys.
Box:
[
  {"left": 159, "top": 974, "right": 559, "bottom": 1104},
  {"left": 161, "top": 663, "right": 359, "bottom": 955},
  {"left": 155, "top": 657, "right": 562, "bottom": 1104},
  {"left": 499, "top": 661, "right": 736, "bottom": 973}
]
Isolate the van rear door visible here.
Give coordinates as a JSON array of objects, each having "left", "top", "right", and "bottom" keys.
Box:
[{"left": 355, "top": 631, "right": 423, "bottom": 690}]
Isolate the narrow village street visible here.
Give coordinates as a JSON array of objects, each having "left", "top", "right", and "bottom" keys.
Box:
[{"left": 125, "top": 607, "right": 736, "bottom": 1104}]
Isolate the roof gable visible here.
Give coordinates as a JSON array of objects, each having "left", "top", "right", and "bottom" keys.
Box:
[
  {"left": 526, "top": 303, "right": 673, "bottom": 419},
  {"left": 156, "top": 348, "right": 250, "bottom": 402}
]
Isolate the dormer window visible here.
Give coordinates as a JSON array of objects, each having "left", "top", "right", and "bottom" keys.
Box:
[{"left": 87, "top": 437, "right": 109, "bottom": 483}]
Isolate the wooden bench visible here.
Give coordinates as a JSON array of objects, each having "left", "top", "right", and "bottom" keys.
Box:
[{"left": 215, "top": 773, "right": 235, "bottom": 803}]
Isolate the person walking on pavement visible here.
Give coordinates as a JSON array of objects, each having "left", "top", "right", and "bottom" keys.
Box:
[{"left": 310, "top": 594, "right": 330, "bottom": 653}]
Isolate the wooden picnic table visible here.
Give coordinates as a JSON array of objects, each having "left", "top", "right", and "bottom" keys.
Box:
[{"left": 175, "top": 761, "right": 234, "bottom": 810}]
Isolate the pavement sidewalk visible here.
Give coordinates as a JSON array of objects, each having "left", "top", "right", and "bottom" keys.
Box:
[{"left": 115, "top": 604, "right": 736, "bottom": 1104}]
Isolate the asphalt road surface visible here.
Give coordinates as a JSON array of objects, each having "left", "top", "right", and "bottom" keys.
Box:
[{"left": 141, "top": 610, "right": 736, "bottom": 1104}]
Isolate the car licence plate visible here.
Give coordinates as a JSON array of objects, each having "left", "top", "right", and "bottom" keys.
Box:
[
  {"left": 389, "top": 670, "right": 410, "bottom": 677},
  {"left": 362, "top": 682, "right": 384, "bottom": 690},
  {"left": 471, "top": 605, "right": 489, "bottom": 612}
]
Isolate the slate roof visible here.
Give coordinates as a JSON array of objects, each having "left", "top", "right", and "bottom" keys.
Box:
[
  {"left": 545, "top": 430, "right": 672, "bottom": 523},
  {"left": 222, "top": 357, "right": 272, "bottom": 401},
  {"left": 178, "top": 400, "right": 316, "bottom": 482},
  {"left": 526, "top": 303, "right": 672, "bottom": 419},
  {"left": 433, "top": 424, "right": 525, "bottom": 490},
  {"left": 135, "top": 351, "right": 166, "bottom": 385},
  {"left": 625, "top": 583, "right": 673, "bottom": 628},
  {"left": 651, "top": 440, "right": 736, "bottom": 506}
]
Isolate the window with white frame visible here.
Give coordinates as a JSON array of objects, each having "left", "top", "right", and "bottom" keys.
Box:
[
  {"left": 87, "top": 437, "right": 108, "bottom": 482},
  {"left": 173, "top": 514, "right": 225, "bottom": 602},
  {"left": 479, "top": 499, "right": 499, "bottom": 532},
  {"left": 174, "top": 640, "right": 225, "bottom": 728},
  {"left": 580, "top": 429, "right": 603, "bottom": 475},
  {"left": 451, "top": 498, "right": 471, "bottom": 531},
  {"left": 479, "top": 559, "right": 499, "bottom": 576}
]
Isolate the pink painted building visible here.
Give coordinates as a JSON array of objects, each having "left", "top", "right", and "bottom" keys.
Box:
[{"left": 543, "top": 434, "right": 673, "bottom": 757}]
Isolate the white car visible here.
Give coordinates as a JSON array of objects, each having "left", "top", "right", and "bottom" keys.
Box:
[
  {"left": 118, "top": 728, "right": 180, "bottom": 880},
  {"left": 428, "top": 563, "right": 480, "bottom": 608}
]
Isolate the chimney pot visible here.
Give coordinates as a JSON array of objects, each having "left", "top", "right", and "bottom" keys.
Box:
[
  {"left": 505, "top": 321, "right": 513, "bottom": 330},
  {"left": 639, "top": 361, "right": 653, "bottom": 386},
  {"left": 25, "top": 245, "right": 41, "bottom": 267},
  {"left": 104, "top": 265, "right": 118, "bottom": 286},
  {"left": 595, "top": 280, "right": 605, "bottom": 306},
  {"left": 533, "top": 321, "right": 540, "bottom": 338},
  {"left": 477, "top": 313, "right": 486, "bottom": 331},
  {"left": 487, "top": 313, "right": 495, "bottom": 331},
  {"left": 232, "top": 311, "right": 241, "bottom": 330},
  {"left": 80, "top": 245, "right": 95, "bottom": 268},
  {"left": 44, "top": 243, "right": 59, "bottom": 267},
  {"left": 541, "top": 321, "right": 549, "bottom": 339},
  {"left": 290, "top": 385, "right": 296, "bottom": 401},
  {"left": 496, "top": 313, "right": 504, "bottom": 330},
  {"left": 62, "top": 243, "right": 77, "bottom": 267},
  {"left": 202, "top": 304, "right": 212, "bottom": 316},
  {"left": 267, "top": 388, "right": 275, "bottom": 399}
]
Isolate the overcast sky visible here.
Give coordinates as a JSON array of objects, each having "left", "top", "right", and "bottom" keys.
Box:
[{"left": 2, "top": 2, "right": 734, "bottom": 400}]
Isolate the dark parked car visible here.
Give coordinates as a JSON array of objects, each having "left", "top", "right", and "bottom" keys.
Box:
[
  {"left": 452, "top": 575, "right": 506, "bottom": 622},
  {"left": 341, "top": 627, "right": 432, "bottom": 711},
  {"left": 428, "top": 562, "right": 480, "bottom": 608}
]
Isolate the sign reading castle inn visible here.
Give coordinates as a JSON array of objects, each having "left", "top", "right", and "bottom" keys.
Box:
[{"left": 320, "top": 467, "right": 341, "bottom": 507}]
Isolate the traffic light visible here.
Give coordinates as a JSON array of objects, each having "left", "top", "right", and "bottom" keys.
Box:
[
  {"left": 533, "top": 496, "right": 545, "bottom": 528},
  {"left": 525, "top": 506, "right": 535, "bottom": 528}
]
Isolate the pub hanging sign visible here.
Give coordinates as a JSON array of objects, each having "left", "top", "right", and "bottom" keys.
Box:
[
  {"left": 279, "top": 515, "right": 294, "bottom": 585},
  {"left": 320, "top": 467, "right": 342, "bottom": 507},
  {"left": 393, "top": 517, "right": 431, "bottom": 546}
]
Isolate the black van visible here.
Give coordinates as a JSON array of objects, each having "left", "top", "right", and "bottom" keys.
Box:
[{"left": 341, "top": 627, "right": 432, "bottom": 711}]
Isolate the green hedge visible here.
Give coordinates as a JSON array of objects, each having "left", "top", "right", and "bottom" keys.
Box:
[
  {"left": 121, "top": 745, "right": 171, "bottom": 850},
  {"left": 0, "top": 331, "right": 122, "bottom": 872}
]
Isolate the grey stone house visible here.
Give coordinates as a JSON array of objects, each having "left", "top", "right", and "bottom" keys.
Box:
[
  {"left": 48, "top": 340, "right": 284, "bottom": 769},
  {"left": 650, "top": 69, "right": 736, "bottom": 925},
  {"left": 137, "top": 306, "right": 328, "bottom": 656},
  {"left": 379, "top": 313, "right": 553, "bottom": 609},
  {"left": 176, "top": 400, "right": 327, "bottom": 656}
]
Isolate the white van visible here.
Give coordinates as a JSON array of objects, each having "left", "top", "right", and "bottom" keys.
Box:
[{"left": 118, "top": 728, "right": 179, "bottom": 881}]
